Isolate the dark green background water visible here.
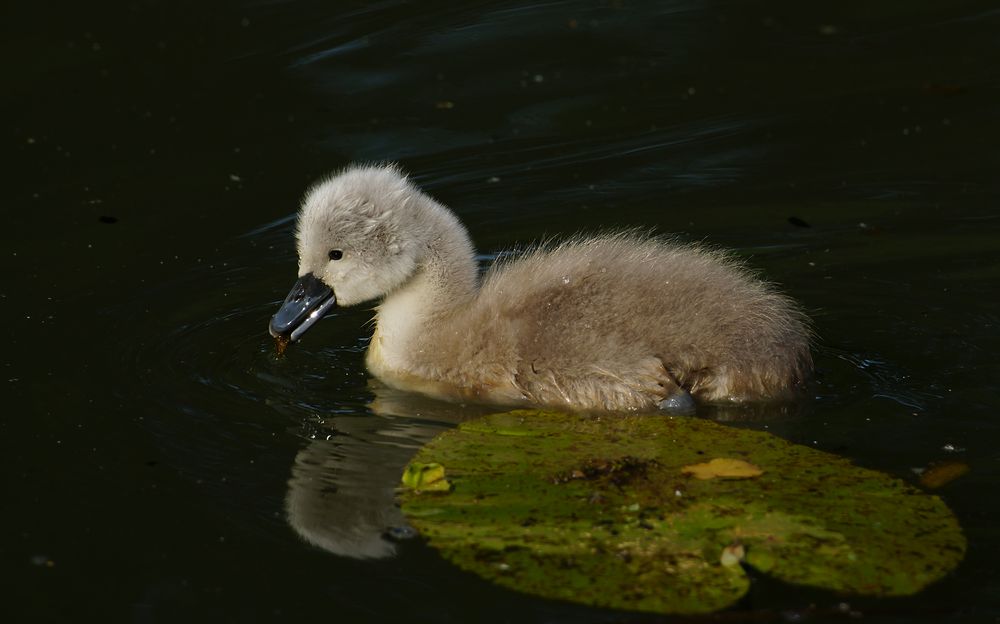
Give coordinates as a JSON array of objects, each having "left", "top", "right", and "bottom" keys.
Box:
[{"left": 4, "top": 1, "right": 999, "bottom": 622}]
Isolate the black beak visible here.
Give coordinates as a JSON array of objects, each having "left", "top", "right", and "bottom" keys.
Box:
[{"left": 269, "top": 273, "right": 337, "bottom": 342}]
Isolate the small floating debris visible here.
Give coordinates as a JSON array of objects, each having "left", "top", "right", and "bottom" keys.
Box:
[
  {"left": 274, "top": 335, "right": 290, "bottom": 356},
  {"left": 918, "top": 460, "right": 969, "bottom": 489},
  {"left": 30, "top": 555, "right": 55, "bottom": 568},
  {"left": 720, "top": 542, "right": 745, "bottom": 567}
]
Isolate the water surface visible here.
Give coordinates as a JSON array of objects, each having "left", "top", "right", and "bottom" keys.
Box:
[{"left": 5, "top": 1, "right": 1000, "bottom": 621}]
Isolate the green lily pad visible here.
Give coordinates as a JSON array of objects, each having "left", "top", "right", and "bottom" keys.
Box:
[{"left": 399, "top": 410, "right": 965, "bottom": 614}]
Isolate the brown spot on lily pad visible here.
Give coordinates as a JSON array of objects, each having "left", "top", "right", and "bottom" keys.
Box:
[{"left": 553, "top": 456, "right": 656, "bottom": 485}]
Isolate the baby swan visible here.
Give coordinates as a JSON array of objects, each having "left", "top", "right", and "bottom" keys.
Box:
[{"left": 269, "top": 164, "right": 812, "bottom": 413}]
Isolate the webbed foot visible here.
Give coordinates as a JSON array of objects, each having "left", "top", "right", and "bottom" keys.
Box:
[{"left": 658, "top": 391, "right": 696, "bottom": 415}]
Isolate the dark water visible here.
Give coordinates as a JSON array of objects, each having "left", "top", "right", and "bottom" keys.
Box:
[{"left": 5, "top": 1, "right": 1000, "bottom": 621}]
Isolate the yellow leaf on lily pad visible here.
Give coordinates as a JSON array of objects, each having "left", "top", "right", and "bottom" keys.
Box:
[{"left": 681, "top": 458, "right": 763, "bottom": 480}]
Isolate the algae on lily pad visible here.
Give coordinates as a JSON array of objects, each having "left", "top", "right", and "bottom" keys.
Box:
[{"left": 399, "top": 410, "right": 965, "bottom": 615}]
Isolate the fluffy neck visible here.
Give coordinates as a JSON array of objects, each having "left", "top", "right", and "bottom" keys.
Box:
[{"left": 369, "top": 200, "right": 478, "bottom": 371}]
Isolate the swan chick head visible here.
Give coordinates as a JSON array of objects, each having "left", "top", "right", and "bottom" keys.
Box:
[{"left": 296, "top": 164, "right": 423, "bottom": 306}]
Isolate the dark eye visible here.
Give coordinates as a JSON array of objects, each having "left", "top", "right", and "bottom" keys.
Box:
[{"left": 328, "top": 249, "right": 343, "bottom": 261}]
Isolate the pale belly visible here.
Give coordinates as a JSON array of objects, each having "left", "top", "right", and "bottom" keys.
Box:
[{"left": 365, "top": 329, "right": 525, "bottom": 406}]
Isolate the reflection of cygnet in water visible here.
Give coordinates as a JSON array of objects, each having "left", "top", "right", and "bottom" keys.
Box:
[{"left": 285, "top": 383, "right": 493, "bottom": 559}]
